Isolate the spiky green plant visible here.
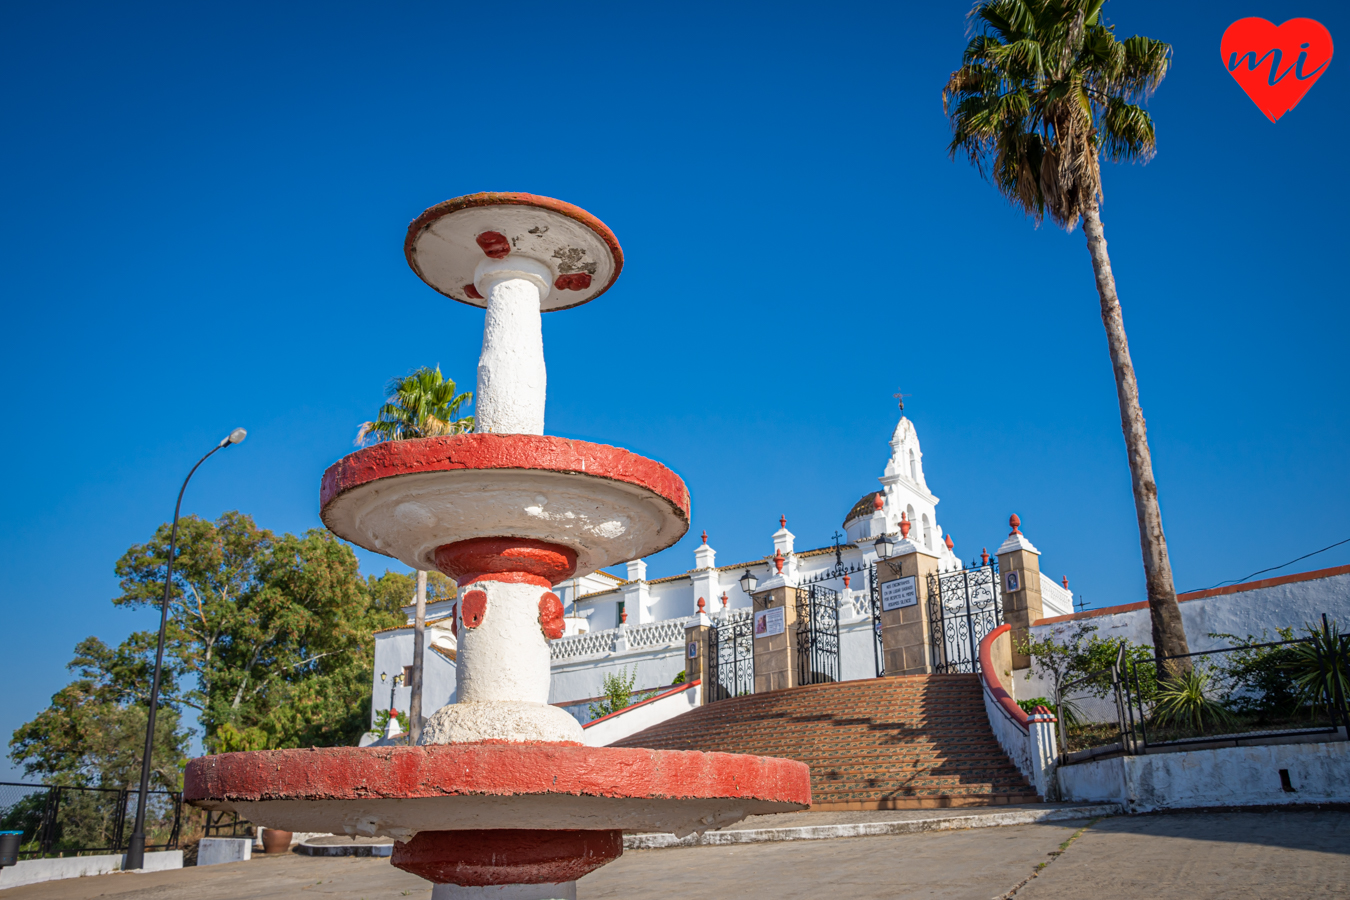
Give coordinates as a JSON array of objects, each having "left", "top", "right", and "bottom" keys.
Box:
[
  {"left": 356, "top": 366, "right": 473, "bottom": 446},
  {"left": 1150, "top": 663, "right": 1235, "bottom": 733},
  {"left": 943, "top": 0, "right": 1189, "bottom": 662},
  {"left": 1288, "top": 618, "right": 1350, "bottom": 718}
]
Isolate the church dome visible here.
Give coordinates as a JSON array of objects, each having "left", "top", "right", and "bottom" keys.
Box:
[{"left": 843, "top": 492, "right": 881, "bottom": 527}]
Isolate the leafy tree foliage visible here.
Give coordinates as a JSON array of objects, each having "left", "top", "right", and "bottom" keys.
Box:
[
  {"left": 12, "top": 511, "right": 407, "bottom": 785},
  {"left": 9, "top": 637, "right": 188, "bottom": 790}
]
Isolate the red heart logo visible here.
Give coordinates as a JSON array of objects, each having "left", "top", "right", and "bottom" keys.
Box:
[{"left": 1221, "top": 18, "right": 1333, "bottom": 122}]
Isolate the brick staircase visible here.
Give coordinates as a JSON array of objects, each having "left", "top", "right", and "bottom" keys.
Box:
[{"left": 609, "top": 674, "right": 1039, "bottom": 810}]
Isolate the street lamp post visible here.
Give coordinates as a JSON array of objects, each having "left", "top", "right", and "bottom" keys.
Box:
[{"left": 124, "top": 428, "right": 246, "bottom": 871}]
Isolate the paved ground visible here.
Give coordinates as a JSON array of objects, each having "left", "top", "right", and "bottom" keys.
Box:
[{"left": 2, "top": 810, "right": 1346, "bottom": 899}]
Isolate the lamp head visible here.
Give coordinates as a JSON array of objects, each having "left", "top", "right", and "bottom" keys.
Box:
[
  {"left": 874, "top": 533, "right": 895, "bottom": 560},
  {"left": 739, "top": 568, "right": 758, "bottom": 595},
  {"left": 220, "top": 428, "right": 248, "bottom": 448}
]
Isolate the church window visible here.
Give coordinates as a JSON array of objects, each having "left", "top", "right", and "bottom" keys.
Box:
[
  {"left": 909, "top": 449, "right": 917, "bottom": 481},
  {"left": 922, "top": 514, "right": 932, "bottom": 549}
]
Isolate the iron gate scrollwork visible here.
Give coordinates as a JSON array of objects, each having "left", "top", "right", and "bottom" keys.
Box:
[
  {"left": 927, "top": 563, "right": 1003, "bottom": 674},
  {"left": 707, "top": 612, "right": 754, "bottom": 702},
  {"left": 870, "top": 563, "right": 884, "bottom": 677},
  {"left": 795, "top": 584, "right": 840, "bottom": 685}
]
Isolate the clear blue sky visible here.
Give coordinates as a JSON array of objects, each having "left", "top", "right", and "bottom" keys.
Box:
[{"left": 2, "top": 0, "right": 1346, "bottom": 776}]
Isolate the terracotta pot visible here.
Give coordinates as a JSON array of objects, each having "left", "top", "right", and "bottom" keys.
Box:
[{"left": 261, "top": 829, "right": 293, "bottom": 854}]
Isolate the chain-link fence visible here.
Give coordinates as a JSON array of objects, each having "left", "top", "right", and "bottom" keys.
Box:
[
  {"left": 0, "top": 783, "right": 182, "bottom": 859},
  {"left": 1055, "top": 661, "right": 1129, "bottom": 755},
  {"left": 1124, "top": 622, "right": 1350, "bottom": 750}
]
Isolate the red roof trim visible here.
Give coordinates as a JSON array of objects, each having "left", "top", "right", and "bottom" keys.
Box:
[
  {"left": 582, "top": 680, "right": 701, "bottom": 729},
  {"left": 1033, "top": 564, "right": 1350, "bottom": 627}
]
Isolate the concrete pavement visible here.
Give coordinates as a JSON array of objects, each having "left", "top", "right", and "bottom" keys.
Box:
[{"left": 0, "top": 810, "right": 1345, "bottom": 899}]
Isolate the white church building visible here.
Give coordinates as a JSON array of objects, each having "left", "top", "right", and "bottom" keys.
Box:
[{"left": 369, "top": 416, "right": 1077, "bottom": 727}]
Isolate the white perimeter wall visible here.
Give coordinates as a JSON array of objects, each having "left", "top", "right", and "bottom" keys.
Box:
[
  {"left": 1016, "top": 570, "right": 1350, "bottom": 702},
  {"left": 1058, "top": 739, "right": 1350, "bottom": 812}
]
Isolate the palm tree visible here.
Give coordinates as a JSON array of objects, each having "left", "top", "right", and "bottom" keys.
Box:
[
  {"left": 943, "top": 0, "right": 1189, "bottom": 660},
  {"left": 356, "top": 365, "right": 473, "bottom": 741},
  {"left": 356, "top": 366, "right": 474, "bottom": 446}
]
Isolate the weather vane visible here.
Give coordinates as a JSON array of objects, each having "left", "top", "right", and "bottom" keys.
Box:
[{"left": 893, "top": 388, "right": 911, "bottom": 412}]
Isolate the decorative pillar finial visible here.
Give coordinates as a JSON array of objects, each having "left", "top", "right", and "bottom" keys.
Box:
[
  {"left": 900, "top": 512, "right": 910, "bottom": 539},
  {"left": 1009, "top": 513, "right": 1021, "bottom": 535},
  {"left": 945, "top": 534, "right": 954, "bottom": 551},
  {"left": 779, "top": 515, "right": 786, "bottom": 529},
  {"left": 1062, "top": 576, "right": 1069, "bottom": 590},
  {"left": 621, "top": 610, "right": 628, "bottom": 624},
  {"left": 981, "top": 547, "right": 989, "bottom": 566},
  {"left": 843, "top": 574, "right": 851, "bottom": 589},
  {"left": 773, "top": 548, "right": 785, "bottom": 574},
  {"left": 720, "top": 592, "right": 728, "bottom": 608},
  {"left": 697, "top": 596, "right": 705, "bottom": 613},
  {"left": 701, "top": 530, "right": 707, "bottom": 545},
  {"left": 873, "top": 492, "right": 884, "bottom": 511}
]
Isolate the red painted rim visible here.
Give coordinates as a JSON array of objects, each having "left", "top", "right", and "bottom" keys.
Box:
[
  {"left": 404, "top": 192, "right": 624, "bottom": 313},
  {"left": 320, "top": 433, "right": 691, "bottom": 525},
  {"left": 392, "top": 829, "right": 622, "bottom": 885},
  {"left": 184, "top": 742, "right": 812, "bottom": 808}
]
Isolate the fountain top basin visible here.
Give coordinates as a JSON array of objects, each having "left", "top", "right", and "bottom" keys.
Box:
[
  {"left": 405, "top": 192, "right": 624, "bottom": 312},
  {"left": 320, "top": 434, "right": 690, "bottom": 578},
  {"left": 185, "top": 742, "right": 811, "bottom": 841}
]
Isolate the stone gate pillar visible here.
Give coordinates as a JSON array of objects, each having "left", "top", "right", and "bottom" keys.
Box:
[
  {"left": 683, "top": 601, "right": 714, "bottom": 705},
  {"left": 996, "top": 514, "right": 1043, "bottom": 669},
  {"left": 752, "top": 585, "right": 799, "bottom": 693},
  {"left": 879, "top": 517, "right": 942, "bottom": 675}
]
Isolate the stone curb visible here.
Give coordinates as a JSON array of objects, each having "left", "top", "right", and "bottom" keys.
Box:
[
  {"left": 623, "top": 803, "right": 1122, "bottom": 850},
  {"left": 295, "top": 842, "right": 393, "bottom": 858}
]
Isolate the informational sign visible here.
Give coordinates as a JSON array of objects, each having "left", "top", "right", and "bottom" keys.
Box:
[
  {"left": 754, "top": 606, "right": 786, "bottom": 638},
  {"left": 687, "top": 641, "right": 699, "bottom": 659},
  {"left": 1004, "top": 570, "right": 1021, "bottom": 593},
  {"left": 881, "top": 575, "right": 918, "bottom": 612}
]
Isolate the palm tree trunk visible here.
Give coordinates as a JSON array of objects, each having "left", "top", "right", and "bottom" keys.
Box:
[
  {"left": 410, "top": 569, "right": 426, "bottom": 742},
  {"left": 1082, "top": 201, "right": 1190, "bottom": 662}
]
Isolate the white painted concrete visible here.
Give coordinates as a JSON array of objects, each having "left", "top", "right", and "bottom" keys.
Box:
[
  {"left": 1057, "top": 739, "right": 1350, "bottom": 812},
  {"left": 423, "top": 579, "right": 584, "bottom": 744},
  {"left": 474, "top": 255, "right": 550, "bottom": 435},
  {"left": 583, "top": 682, "right": 701, "bottom": 746},
  {"left": 408, "top": 201, "right": 618, "bottom": 312},
  {"left": 0, "top": 849, "right": 182, "bottom": 889},
  {"left": 324, "top": 468, "right": 684, "bottom": 579},
  {"left": 197, "top": 837, "right": 252, "bottom": 866},
  {"left": 982, "top": 676, "right": 1033, "bottom": 784},
  {"left": 624, "top": 804, "right": 1122, "bottom": 849},
  {"left": 432, "top": 882, "right": 575, "bottom": 900}
]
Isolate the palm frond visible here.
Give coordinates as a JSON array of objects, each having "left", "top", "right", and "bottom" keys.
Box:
[
  {"left": 944, "top": 0, "right": 1169, "bottom": 229},
  {"left": 354, "top": 365, "right": 475, "bottom": 446}
]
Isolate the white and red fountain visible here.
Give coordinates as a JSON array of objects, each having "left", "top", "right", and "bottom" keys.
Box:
[{"left": 185, "top": 193, "right": 810, "bottom": 899}]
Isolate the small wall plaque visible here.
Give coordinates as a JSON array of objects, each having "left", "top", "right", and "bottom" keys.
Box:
[
  {"left": 881, "top": 575, "right": 918, "bottom": 612},
  {"left": 754, "top": 606, "right": 786, "bottom": 638}
]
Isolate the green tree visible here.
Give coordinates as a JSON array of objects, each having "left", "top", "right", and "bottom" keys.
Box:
[
  {"left": 10, "top": 637, "right": 189, "bottom": 791},
  {"left": 110, "top": 512, "right": 402, "bottom": 752},
  {"left": 355, "top": 366, "right": 474, "bottom": 446},
  {"left": 943, "top": 0, "right": 1188, "bottom": 660}
]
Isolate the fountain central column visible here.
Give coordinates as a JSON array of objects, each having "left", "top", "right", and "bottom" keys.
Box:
[{"left": 474, "top": 254, "right": 550, "bottom": 435}]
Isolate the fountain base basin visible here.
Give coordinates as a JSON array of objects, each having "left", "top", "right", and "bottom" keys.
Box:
[{"left": 393, "top": 828, "right": 621, "bottom": 885}]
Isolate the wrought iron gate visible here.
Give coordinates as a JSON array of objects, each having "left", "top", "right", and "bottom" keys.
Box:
[
  {"left": 795, "top": 584, "right": 840, "bottom": 685},
  {"left": 869, "top": 563, "right": 884, "bottom": 677},
  {"left": 707, "top": 611, "right": 754, "bottom": 702},
  {"left": 927, "top": 563, "right": 1003, "bottom": 674}
]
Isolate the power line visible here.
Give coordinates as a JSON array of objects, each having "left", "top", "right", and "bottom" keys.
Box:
[{"left": 1191, "top": 536, "right": 1350, "bottom": 593}]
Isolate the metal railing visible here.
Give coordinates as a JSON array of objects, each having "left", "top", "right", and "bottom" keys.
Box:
[
  {"left": 1124, "top": 629, "right": 1349, "bottom": 751},
  {"left": 0, "top": 783, "right": 181, "bottom": 859},
  {"left": 1052, "top": 618, "right": 1350, "bottom": 761}
]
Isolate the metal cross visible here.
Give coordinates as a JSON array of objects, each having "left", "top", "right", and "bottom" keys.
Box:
[{"left": 893, "top": 388, "right": 911, "bottom": 411}]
